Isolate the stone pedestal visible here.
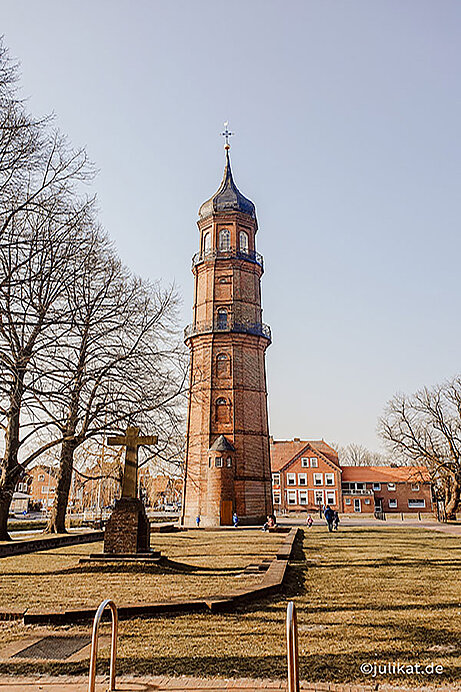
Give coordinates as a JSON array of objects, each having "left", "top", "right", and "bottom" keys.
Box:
[{"left": 104, "top": 498, "right": 150, "bottom": 554}]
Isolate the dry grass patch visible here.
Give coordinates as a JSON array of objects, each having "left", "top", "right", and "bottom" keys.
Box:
[
  {"left": 1, "top": 525, "right": 460, "bottom": 689},
  {"left": 0, "top": 529, "right": 282, "bottom": 612}
]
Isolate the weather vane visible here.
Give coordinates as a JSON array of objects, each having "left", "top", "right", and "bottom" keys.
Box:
[{"left": 221, "top": 121, "right": 234, "bottom": 149}]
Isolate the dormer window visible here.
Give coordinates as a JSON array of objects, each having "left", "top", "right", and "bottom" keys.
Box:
[
  {"left": 219, "top": 229, "right": 231, "bottom": 252},
  {"left": 239, "top": 231, "right": 249, "bottom": 254}
]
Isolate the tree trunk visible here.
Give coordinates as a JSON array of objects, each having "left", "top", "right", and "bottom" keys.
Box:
[
  {"left": 445, "top": 474, "right": 461, "bottom": 520},
  {"left": 46, "top": 437, "right": 78, "bottom": 534},
  {"left": 0, "top": 480, "right": 16, "bottom": 541},
  {"left": 0, "top": 371, "right": 25, "bottom": 540}
]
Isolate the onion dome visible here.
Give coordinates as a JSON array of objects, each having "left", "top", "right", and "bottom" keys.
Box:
[{"left": 199, "top": 148, "right": 256, "bottom": 220}]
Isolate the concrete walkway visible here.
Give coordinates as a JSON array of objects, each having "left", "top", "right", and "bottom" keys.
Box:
[
  {"left": 278, "top": 515, "right": 461, "bottom": 537},
  {"left": 0, "top": 676, "right": 459, "bottom": 692}
]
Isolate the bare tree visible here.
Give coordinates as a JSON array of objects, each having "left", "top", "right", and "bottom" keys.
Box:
[
  {"left": 0, "top": 37, "right": 93, "bottom": 243},
  {"left": 378, "top": 378, "right": 461, "bottom": 519},
  {"left": 0, "top": 200, "right": 93, "bottom": 539},
  {"left": 333, "top": 442, "right": 389, "bottom": 466},
  {"left": 36, "top": 229, "right": 187, "bottom": 533}
]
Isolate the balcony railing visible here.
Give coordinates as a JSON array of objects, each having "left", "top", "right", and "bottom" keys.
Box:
[
  {"left": 184, "top": 319, "right": 271, "bottom": 342},
  {"left": 192, "top": 248, "right": 264, "bottom": 271},
  {"left": 341, "top": 489, "right": 374, "bottom": 496}
]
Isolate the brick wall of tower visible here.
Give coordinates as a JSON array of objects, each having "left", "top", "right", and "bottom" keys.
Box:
[{"left": 182, "top": 202, "right": 272, "bottom": 527}]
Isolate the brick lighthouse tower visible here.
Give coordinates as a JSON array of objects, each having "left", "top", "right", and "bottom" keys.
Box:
[{"left": 181, "top": 129, "right": 273, "bottom": 527}]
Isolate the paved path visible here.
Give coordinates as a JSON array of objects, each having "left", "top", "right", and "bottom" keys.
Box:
[
  {"left": 0, "top": 676, "right": 459, "bottom": 692},
  {"left": 278, "top": 515, "right": 461, "bottom": 536}
]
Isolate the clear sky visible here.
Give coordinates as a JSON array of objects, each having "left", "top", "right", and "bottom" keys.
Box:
[{"left": 2, "top": 0, "right": 460, "bottom": 452}]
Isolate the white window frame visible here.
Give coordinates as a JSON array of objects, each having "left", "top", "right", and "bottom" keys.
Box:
[
  {"left": 373, "top": 483, "right": 381, "bottom": 491},
  {"left": 388, "top": 498, "right": 397, "bottom": 508},
  {"left": 298, "top": 489, "right": 308, "bottom": 505},
  {"left": 239, "top": 230, "right": 249, "bottom": 254},
  {"left": 310, "top": 457, "right": 318, "bottom": 468},
  {"left": 387, "top": 483, "right": 396, "bottom": 491},
  {"left": 272, "top": 490, "right": 281, "bottom": 505},
  {"left": 219, "top": 228, "right": 231, "bottom": 251},
  {"left": 325, "top": 473, "right": 335, "bottom": 486},
  {"left": 298, "top": 473, "right": 307, "bottom": 486},
  {"left": 314, "top": 490, "right": 324, "bottom": 506},
  {"left": 325, "top": 490, "right": 336, "bottom": 505},
  {"left": 287, "top": 473, "right": 296, "bottom": 486},
  {"left": 287, "top": 490, "right": 297, "bottom": 505},
  {"left": 38, "top": 474, "right": 45, "bottom": 482},
  {"left": 345, "top": 498, "right": 351, "bottom": 505},
  {"left": 364, "top": 498, "right": 371, "bottom": 505},
  {"left": 272, "top": 473, "right": 280, "bottom": 486},
  {"left": 215, "top": 457, "right": 223, "bottom": 468},
  {"left": 313, "top": 472, "right": 323, "bottom": 486},
  {"left": 203, "top": 231, "right": 211, "bottom": 254},
  {"left": 301, "top": 457, "right": 309, "bottom": 468},
  {"left": 411, "top": 483, "right": 420, "bottom": 491},
  {"left": 408, "top": 499, "right": 425, "bottom": 508}
]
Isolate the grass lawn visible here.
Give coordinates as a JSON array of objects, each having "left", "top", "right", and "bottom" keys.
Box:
[
  {"left": 0, "top": 525, "right": 460, "bottom": 688},
  {"left": 0, "top": 529, "right": 282, "bottom": 611}
]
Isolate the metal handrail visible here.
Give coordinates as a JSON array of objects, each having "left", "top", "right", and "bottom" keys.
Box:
[
  {"left": 184, "top": 320, "right": 272, "bottom": 342},
  {"left": 286, "top": 601, "right": 300, "bottom": 692},
  {"left": 88, "top": 599, "right": 118, "bottom": 692}
]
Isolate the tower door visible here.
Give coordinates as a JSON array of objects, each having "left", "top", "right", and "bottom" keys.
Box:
[
  {"left": 220, "top": 500, "right": 233, "bottom": 525},
  {"left": 354, "top": 498, "right": 361, "bottom": 513}
]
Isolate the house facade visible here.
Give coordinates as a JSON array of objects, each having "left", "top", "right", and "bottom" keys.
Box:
[
  {"left": 270, "top": 439, "right": 342, "bottom": 513},
  {"left": 21, "top": 465, "right": 58, "bottom": 509},
  {"left": 341, "top": 465, "right": 433, "bottom": 514},
  {"left": 271, "top": 439, "right": 434, "bottom": 515}
]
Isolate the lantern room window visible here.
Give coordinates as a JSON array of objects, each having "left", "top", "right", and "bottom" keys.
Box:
[
  {"left": 219, "top": 228, "right": 231, "bottom": 251},
  {"left": 239, "top": 230, "right": 249, "bottom": 254}
]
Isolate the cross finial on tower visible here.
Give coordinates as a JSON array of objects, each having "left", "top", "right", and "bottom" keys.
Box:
[{"left": 221, "top": 121, "right": 234, "bottom": 150}]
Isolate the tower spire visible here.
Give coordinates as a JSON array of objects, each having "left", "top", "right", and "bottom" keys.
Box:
[{"left": 221, "top": 121, "right": 234, "bottom": 150}]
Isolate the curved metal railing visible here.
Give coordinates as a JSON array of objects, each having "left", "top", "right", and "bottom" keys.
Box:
[
  {"left": 184, "top": 319, "right": 271, "bottom": 342},
  {"left": 192, "top": 248, "right": 264, "bottom": 271},
  {"left": 88, "top": 599, "right": 118, "bottom": 692},
  {"left": 286, "top": 601, "right": 300, "bottom": 692}
]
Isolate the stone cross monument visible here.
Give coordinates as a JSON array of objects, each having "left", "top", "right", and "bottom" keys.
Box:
[{"left": 103, "top": 426, "right": 158, "bottom": 555}]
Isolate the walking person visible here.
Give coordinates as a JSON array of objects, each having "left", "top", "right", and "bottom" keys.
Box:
[
  {"left": 324, "top": 505, "right": 335, "bottom": 532},
  {"left": 306, "top": 514, "right": 313, "bottom": 528},
  {"left": 233, "top": 511, "right": 238, "bottom": 528},
  {"left": 195, "top": 515, "right": 201, "bottom": 528},
  {"left": 333, "top": 510, "right": 340, "bottom": 531}
]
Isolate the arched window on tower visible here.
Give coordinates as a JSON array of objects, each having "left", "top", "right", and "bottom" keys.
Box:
[
  {"left": 219, "top": 228, "right": 231, "bottom": 252},
  {"left": 216, "top": 397, "right": 230, "bottom": 423},
  {"left": 216, "top": 352, "right": 230, "bottom": 377},
  {"left": 216, "top": 308, "right": 228, "bottom": 330},
  {"left": 239, "top": 230, "right": 249, "bottom": 254},
  {"left": 203, "top": 231, "right": 211, "bottom": 256}
]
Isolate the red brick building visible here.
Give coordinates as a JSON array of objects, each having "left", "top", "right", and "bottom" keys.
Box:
[
  {"left": 181, "top": 141, "right": 273, "bottom": 527},
  {"left": 341, "top": 465, "right": 433, "bottom": 514},
  {"left": 18, "top": 465, "right": 58, "bottom": 510},
  {"left": 271, "top": 439, "right": 434, "bottom": 515},
  {"left": 271, "top": 439, "right": 342, "bottom": 513}
]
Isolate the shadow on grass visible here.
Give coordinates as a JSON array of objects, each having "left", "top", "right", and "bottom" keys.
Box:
[{"left": 0, "top": 653, "right": 458, "bottom": 686}]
